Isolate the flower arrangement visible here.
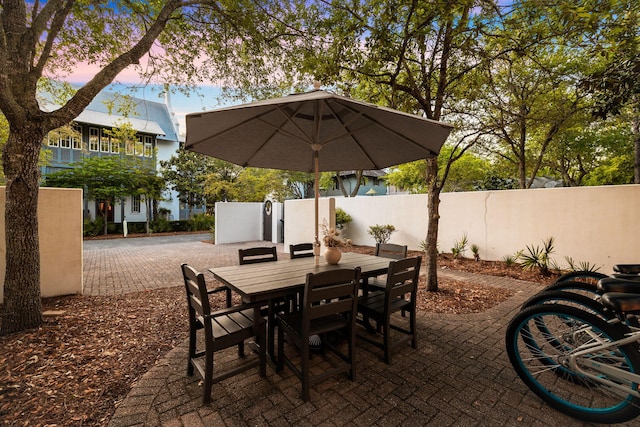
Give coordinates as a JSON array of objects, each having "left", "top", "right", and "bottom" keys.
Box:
[{"left": 321, "top": 220, "right": 352, "bottom": 248}]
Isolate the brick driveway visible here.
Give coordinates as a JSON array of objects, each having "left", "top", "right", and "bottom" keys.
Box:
[{"left": 84, "top": 235, "right": 625, "bottom": 426}]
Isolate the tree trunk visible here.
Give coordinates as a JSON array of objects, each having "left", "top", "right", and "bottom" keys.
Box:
[
  {"left": 1, "top": 128, "right": 43, "bottom": 335},
  {"left": 425, "top": 157, "right": 441, "bottom": 292},
  {"left": 103, "top": 205, "right": 108, "bottom": 235}
]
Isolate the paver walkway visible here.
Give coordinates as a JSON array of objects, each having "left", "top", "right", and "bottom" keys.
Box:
[{"left": 83, "top": 235, "right": 629, "bottom": 426}]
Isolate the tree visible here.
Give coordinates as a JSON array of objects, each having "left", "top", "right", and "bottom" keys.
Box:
[
  {"left": 160, "top": 149, "right": 216, "bottom": 218},
  {"left": 578, "top": 2, "right": 640, "bottom": 182},
  {"left": 475, "top": 49, "right": 587, "bottom": 189},
  {"left": 303, "top": 0, "right": 502, "bottom": 291},
  {"left": 385, "top": 145, "right": 491, "bottom": 193},
  {"left": 545, "top": 116, "right": 633, "bottom": 186},
  {"left": 0, "top": 0, "right": 298, "bottom": 334},
  {"left": 335, "top": 171, "right": 364, "bottom": 197},
  {"left": 46, "top": 156, "right": 154, "bottom": 235}
]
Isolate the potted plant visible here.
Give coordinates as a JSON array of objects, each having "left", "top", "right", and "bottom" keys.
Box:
[{"left": 321, "top": 220, "right": 351, "bottom": 264}]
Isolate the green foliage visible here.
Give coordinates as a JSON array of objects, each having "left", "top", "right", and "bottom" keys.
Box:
[
  {"left": 518, "top": 237, "right": 556, "bottom": 276},
  {"left": 188, "top": 214, "right": 215, "bottom": 231},
  {"left": 47, "top": 155, "right": 162, "bottom": 234},
  {"left": 83, "top": 217, "right": 104, "bottom": 237},
  {"left": 471, "top": 244, "right": 480, "bottom": 261},
  {"left": 151, "top": 218, "right": 171, "bottom": 233},
  {"left": 451, "top": 233, "right": 469, "bottom": 259},
  {"left": 161, "top": 149, "right": 217, "bottom": 214},
  {"left": 335, "top": 207, "right": 352, "bottom": 230},
  {"left": 367, "top": 224, "right": 396, "bottom": 245},
  {"left": 564, "top": 257, "right": 601, "bottom": 273},
  {"left": 502, "top": 254, "right": 519, "bottom": 267}
]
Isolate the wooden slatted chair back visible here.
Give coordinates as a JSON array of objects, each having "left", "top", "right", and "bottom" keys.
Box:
[
  {"left": 238, "top": 246, "right": 278, "bottom": 265},
  {"left": 302, "top": 268, "right": 361, "bottom": 326},
  {"left": 289, "top": 243, "right": 315, "bottom": 259},
  {"left": 375, "top": 243, "right": 408, "bottom": 259},
  {"left": 384, "top": 256, "right": 421, "bottom": 306}
]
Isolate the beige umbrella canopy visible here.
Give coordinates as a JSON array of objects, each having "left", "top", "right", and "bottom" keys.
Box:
[{"left": 185, "top": 89, "right": 453, "bottom": 259}]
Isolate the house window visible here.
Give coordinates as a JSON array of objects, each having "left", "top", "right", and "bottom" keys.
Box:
[
  {"left": 101, "top": 129, "right": 111, "bottom": 152},
  {"left": 89, "top": 127, "right": 99, "bottom": 151},
  {"left": 72, "top": 125, "right": 82, "bottom": 150},
  {"left": 47, "top": 134, "right": 59, "bottom": 147},
  {"left": 135, "top": 135, "right": 144, "bottom": 156},
  {"left": 125, "top": 136, "right": 134, "bottom": 155},
  {"left": 131, "top": 195, "right": 141, "bottom": 213},
  {"left": 111, "top": 137, "right": 120, "bottom": 153},
  {"left": 143, "top": 135, "right": 153, "bottom": 157},
  {"left": 60, "top": 134, "right": 71, "bottom": 148}
]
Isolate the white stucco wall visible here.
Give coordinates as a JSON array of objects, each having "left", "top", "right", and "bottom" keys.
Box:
[
  {"left": 283, "top": 185, "right": 640, "bottom": 273},
  {"left": 215, "top": 202, "right": 264, "bottom": 244},
  {"left": 283, "top": 198, "right": 335, "bottom": 255}
]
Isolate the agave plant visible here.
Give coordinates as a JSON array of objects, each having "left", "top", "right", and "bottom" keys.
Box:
[{"left": 518, "top": 237, "right": 555, "bottom": 276}]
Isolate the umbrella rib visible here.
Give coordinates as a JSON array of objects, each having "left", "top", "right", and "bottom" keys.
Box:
[
  {"left": 319, "top": 100, "right": 379, "bottom": 169},
  {"left": 330, "top": 99, "right": 441, "bottom": 158},
  {"left": 241, "top": 103, "right": 319, "bottom": 168}
]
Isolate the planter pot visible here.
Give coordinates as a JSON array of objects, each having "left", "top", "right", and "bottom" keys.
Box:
[{"left": 324, "top": 247, "right": 342, "bottom": 265}]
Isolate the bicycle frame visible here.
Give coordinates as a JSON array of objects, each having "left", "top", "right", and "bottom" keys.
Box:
[{"left": 565, "top": 326, "right": 640, "bottom": 398}]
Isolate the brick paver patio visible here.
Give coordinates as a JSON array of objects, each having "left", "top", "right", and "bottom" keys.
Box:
[{"left": 83, "top": 234, "right": 627, "bottom": 426}]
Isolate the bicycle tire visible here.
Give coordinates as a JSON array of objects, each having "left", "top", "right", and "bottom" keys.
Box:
[
  {"left": 522, "top": 290, "right": 613, "bottom": 320},
  {"left": 543, "top": 280, "right": 599, "bottom": 298},
  {"left": 554, "top": 271, "right": 608, "bottom": 285},
  {"left": 506, "top": 304, "right": 640, "bottom": 423}
]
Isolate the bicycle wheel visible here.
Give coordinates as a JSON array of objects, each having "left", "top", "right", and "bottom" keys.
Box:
[
  {"left": 554, "top": 271, "right": 608, "bottom": 286},
  {"left": 506, "top": 304, "right": 640, "bottom": 423},
  {"left": 522, "top": 290, "right": 614, "bottom": 320}
]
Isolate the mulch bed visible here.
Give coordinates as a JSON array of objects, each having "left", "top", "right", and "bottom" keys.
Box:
[{"left": 0, "top": 246, "right": 557, "bottom": 426}]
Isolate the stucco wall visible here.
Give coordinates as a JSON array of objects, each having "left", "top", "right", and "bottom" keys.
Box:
[
  {"left": 215, "top": 202, "right": 264, "bottom": 244},
  {"left": 284, "top": 185, "right": 640, "bottom": 273},
  {"left": 1, "top": 187, "right": 83, "bottom": 300}
]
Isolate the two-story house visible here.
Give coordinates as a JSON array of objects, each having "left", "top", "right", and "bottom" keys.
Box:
[{"left": 41, "top": 88, "right": 181, "bottom": 224}]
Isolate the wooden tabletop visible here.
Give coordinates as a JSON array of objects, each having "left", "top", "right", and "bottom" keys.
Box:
[{"left": 210, "top": 252, "right": 391, "bottom": 303}]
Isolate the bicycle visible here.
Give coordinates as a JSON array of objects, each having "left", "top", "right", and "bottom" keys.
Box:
[{"left": 505, "top": 292, "right": 640, "bottom": 423}]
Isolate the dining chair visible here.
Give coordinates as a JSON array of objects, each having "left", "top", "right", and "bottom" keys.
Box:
[
  {"left": 375, "top": 243, "right": 408, "bottom": 259},
  {"left": 181, "top": 263, "right": 266, "bottom": 404},
  {"left": 357, "top": 256, "right": 421, "bottom": 364},
  {"left": 365, "top": 242, "right": 409, "bottom": 292},
  {"left": 238, "top": 246, "right": 278, "bottom": 264},
  {"left": 276, "top": 267, "right": 361, "bottom": 402},
  {"left": 289, "top": 243, "right": 315, "bottom": 259}
]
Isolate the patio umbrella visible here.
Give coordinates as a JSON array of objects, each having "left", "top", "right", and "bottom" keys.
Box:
[{"left": 185, "top": 88, "right": 453, "bottom": 259}]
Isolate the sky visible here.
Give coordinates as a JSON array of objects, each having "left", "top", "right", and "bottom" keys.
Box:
[
  {"left": 105, "top": 83, "right": 226, "bottom": 138},
  {"left": 67, "top": 62, "right": 232, "bottom": 137}
]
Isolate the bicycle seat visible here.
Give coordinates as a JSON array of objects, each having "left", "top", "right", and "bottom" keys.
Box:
[
  {"left": 613, "top": 264, "right": 640, "bottom": 274},
  {"left": 611, "top": 273, "right": 640, "bottom": 281},
  {"left": 597, "top": 277, "right": 640, "bottom": 293},
  {"left": 601, "top": 292, "right": 640, "bottom": 314}
]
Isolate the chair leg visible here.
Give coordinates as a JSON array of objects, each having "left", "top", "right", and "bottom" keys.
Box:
[
  {"left": 348, "top": 324, "right": 356, "bottom": 381},
  {"left": 259, "top": 327, "right": 267, "bottom": 378},
  {"left": 187, "top": 326, "right": 196, "bottom": 376},
  {"left": 383, "top": 321, "right": 391, "bottom": 365},
  {"left": 225, "top": 288, "right": 232, "bottom": 308},
  {"left": 301, "top": 340, "right": 310, "bottom": 402},
  {"left": 237, "top": 342, "right": 245, "bottom": 358},
  {"left": 410, "top": 306, "right": 417, "bottom": 349},
  {"left": 203, "top": 348, "right": 213, "bottom": 404},
  {"left": 276, "top": 322, "right": 284, "bottom": 373}
]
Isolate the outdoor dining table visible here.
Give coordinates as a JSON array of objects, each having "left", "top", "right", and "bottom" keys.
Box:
[{"left": 209, "top": 252, "right": 391, "bottom": 364}]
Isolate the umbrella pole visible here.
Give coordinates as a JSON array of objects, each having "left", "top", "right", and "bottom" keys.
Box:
[{"left": 314, "top": 150, "right": 320, "bottom": 266}]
